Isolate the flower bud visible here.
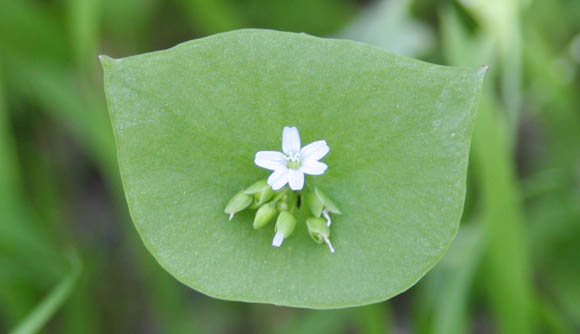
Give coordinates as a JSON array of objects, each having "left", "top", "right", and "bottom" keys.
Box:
[
  {"left": 224, "top": 190, "right": 253, "bottom": 221},
  {"left": 244, "top": 179, "right": 270, "bottom": 194},
  {"left": 305, "top": 191, "right": 324, "bottom": 217},
  {"left": 313, "top": 187, "right": 341, "bottom": 214},
  {"left": 306, "top": 217, "right": 329, "bottom": 243},
  {"left": 306, "top": 217, "right": 335, "bottom": 253},
  {"left": 306, "top": 187, "right": 341, "bottom": 226},
  {"left": 275, "top": 191, "right": 297, "bottom": 212},
  {"left": 253, "top": 202, "right": 277, "bottom": 229},
  {"left": 276, "top": 198, "right": 289, "bottom": 211},
  {"left": 272, "top": 211, "right": 296, "bottom": 247},
  {"left": 245, "top": 180, "right": 275, "bottom": 209}
]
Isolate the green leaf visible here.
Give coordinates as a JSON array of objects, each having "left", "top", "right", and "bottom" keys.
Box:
[
  {"left": 100, "top": 29, "right": 485, "bottom": 308},
  {"left": 413, "top": 222, "right": 486, "bottom": 334},
  {"left": 10, "top": 252, "right": 81, "bottom": 334}
]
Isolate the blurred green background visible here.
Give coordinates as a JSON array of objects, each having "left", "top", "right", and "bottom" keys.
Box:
[{"left": 1, "top": 0, "right": 579, "bottom": 333}]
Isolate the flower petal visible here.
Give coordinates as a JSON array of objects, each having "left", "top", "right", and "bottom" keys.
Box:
[
  {"left": 300, "top": 159, "right": 328, "bottom": 175},
  {"left": 255, "top": 151, "right": 286, "bottom": 171},
  {"left": 272, "top": 232, "right": 284, "bottom": 247},
  {"left": 287, "top": 169, "right": 305, "bottom": 190},
  {"left": 268, "top": 168, "right": 289, "bottom": 190},
  {"left": 300, "top": 140, "right": 329, "bottom": 161},
  {"left": 282, "top": 127, "right": 301, "bottom": 155}
]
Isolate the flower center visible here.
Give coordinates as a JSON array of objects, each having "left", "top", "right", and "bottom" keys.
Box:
[{"left": 286, "top": 153, "right": 301, "bottom": 170}]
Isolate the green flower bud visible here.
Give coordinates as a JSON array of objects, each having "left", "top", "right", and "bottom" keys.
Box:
[
  {"left": 306, "top": 217, "right": 329, "bottom": 243},
  {"left": 306, "top": 217, "right": 335, "bottom": 253},
  {"left": 245, "top": 180, "right": 275, "bottom": 209},
  {"left": 306, "top": 187, "right": 341, "bottom": 226},
  {"left": 305, "top": 191, "right": 324, "bottom": 217},
  {"left": 272, "top": 211, "right": 296, "bottom": 247},
  {"left": 224, "top": 190, "right": 252, "bottom": 221},
  {"left": 253, "top": 202, "right": 277, "bottom": 229},
  {"left": 274, "top": 190, "right": 297, "bottom": 212},
  {"left": 314, "top": 187, "right": 341, "bottom": 214},
  {"left": 276, "top": 199, "right": 289, "bottom": 212},
  {"left": 244, "top": 179, "right": 270, "bottom": 194}
]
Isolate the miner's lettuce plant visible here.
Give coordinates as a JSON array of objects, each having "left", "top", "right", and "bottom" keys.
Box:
[{"left": 100, "top": 29, "right": 485, "bottom": 308}]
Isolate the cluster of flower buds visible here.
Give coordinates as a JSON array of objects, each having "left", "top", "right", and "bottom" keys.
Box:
[{"left": 224, "top": 180, "right": 340, "bottom": 252}]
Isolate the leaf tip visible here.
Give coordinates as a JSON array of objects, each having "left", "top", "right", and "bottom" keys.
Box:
[{"left": 98, "top": 54, "right": 117, "bottom": 70}]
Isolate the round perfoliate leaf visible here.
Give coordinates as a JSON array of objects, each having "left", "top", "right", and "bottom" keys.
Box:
[{"left": 100, "top": 29, "right": 485, "bottom": 309}]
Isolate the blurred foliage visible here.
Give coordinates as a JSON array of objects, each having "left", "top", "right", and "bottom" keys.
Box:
[{"left": 0, "top": 0, "right": 578, "bottom": 333}]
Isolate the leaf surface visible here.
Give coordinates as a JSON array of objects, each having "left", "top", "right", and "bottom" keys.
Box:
[{"left": 101, "top": 29, "right": 485, "bottom": 308}]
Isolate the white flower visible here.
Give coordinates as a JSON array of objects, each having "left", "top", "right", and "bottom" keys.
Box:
[{"left": 255, "top": 127, "right": 329, "bottom": 191}]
